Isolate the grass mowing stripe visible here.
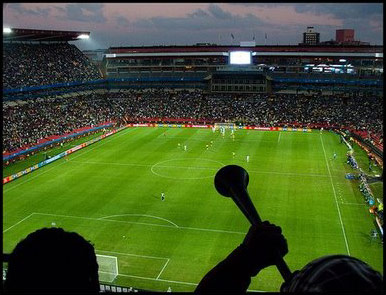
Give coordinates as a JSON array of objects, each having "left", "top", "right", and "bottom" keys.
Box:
[
  {"left": 4, "top": 129, "right": 381, "bottom": 291},
  {"left": 3, "top": 127, "right": 136, "bottom": 193},
  {"left": 319, "top": 134, "right": 350, "bottom": 255}
]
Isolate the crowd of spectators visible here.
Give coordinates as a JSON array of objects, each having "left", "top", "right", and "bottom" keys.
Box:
[
  {"left": 3, "top": 43, "right": 101, "bottom": 89},
  {"left": 2, "top": 89, "right": 383, "bottom": 154}
]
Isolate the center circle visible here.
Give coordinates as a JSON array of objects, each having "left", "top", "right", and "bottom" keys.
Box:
[{"left": 151, "top": 158, "right": 225, "bottom": 180}]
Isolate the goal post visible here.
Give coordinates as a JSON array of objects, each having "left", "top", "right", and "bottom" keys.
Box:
[
  {"left": 214, "top": 122, "right": 236, "bottom": 130},
  {"left": 96, "top": 254, "right": 118, "bottom": 283}
]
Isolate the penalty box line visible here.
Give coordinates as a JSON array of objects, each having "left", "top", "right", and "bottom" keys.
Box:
[
  {"left": 115, "top": 273, "right": 265, "bottom": 292},
  {"left": 3, "top": 213, "right": 35, "bottom": 233},
  {"left": 95, "top": 249, "right": 170, "bottom": 281},
  {"left": 4, "top": 213, "right": 171, "bottom": 282},
  {"left": 29, "top": 212, "right": 247, "bottom": 235},
  {"left": 3, "top": 213, "right": 265, "bottom": 292}
]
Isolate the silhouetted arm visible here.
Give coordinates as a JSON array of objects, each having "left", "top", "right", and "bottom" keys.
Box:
[{"left": 195, "top": 221, "right": 288, "bottom": 294}]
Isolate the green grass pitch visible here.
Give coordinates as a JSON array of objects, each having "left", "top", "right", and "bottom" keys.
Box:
[{"left": 3, "top": 127, "right": 383, "bottom": 292}]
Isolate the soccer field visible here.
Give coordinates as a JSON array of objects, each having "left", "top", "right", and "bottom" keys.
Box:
[{"left": 3, "top": 127, "right": 383, "bottom": 292}]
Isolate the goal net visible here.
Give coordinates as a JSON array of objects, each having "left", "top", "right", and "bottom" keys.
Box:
[
  {"left": 214, "top": 123, "right": 236, "bottom": 130},
  {"left": 96, "top": 254, "right": 118, "bottom": 283}
]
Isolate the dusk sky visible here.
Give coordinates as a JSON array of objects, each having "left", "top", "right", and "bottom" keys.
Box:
[{"left": 3, "top": 3, "right": 384, "bottom": 50}]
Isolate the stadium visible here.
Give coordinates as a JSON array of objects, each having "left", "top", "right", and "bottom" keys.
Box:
[{"left": 3, "top": 26, "right": 383, "bottom": 293}]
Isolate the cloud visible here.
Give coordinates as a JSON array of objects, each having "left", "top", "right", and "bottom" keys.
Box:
[
  {"left": 133, "top": 4, "right": 265, "bottom": 33},
  {"left": 187, "top": 8, "right": 209, "bottom": 18},
  {"left": 293, "top": 3, "right": 382, "bottom": 19},
  {"left": 54, "top": 6, "right": 66, "bottom": 13},
  {"left": 62, "top": 3, "right": 106, "bottom": 23},
  {"left": 7, "top": 3, "right": 51, "bottom": 17},
  {"left": 208, "top": 4, "right": 232, "bottom": 19},
  {"left": 116, "top": 16, "right": 130, "bottom": 27}
]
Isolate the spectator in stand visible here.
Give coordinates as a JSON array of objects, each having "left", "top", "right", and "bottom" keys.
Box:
[
  {"left": 2, "top": 90, "right": 383, "bottom": 154},
  {"left": 3, "top": 43, "right": 101, "bottom": 89}
]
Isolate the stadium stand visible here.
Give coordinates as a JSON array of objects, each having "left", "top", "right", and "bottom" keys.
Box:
[
  {"left": 2, "top": 28, "right": 383, "bottom": 293},
  {"left": 3, "top": 43, "right": 101, "bottom": 89},
  {"left": 2, "top": 89, "right": 383, "bottom": 154}
]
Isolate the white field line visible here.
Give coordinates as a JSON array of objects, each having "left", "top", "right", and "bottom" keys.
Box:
[
  {"left": 3, "top": 213, "right": 264, "bottom": 291},
  {"left": 156, "top": 259, "right": 170, "bottom": 279},
  {"left": 116, "top": 273, "right": 265, "bottom": 292},
  {"left": 29, "top": 212, "right": 246, "bottom": 235},
  {"left": 3, "top": 213, "right": 35, "bottom": 233},
  {"left": 278, "top": 132, "right": 281, "bottom": 143},
  {"left": 95, "top": 249, "right": 168, "bottom": 261},
  {"left": 69, "top": 160, "right": 332, "bottom": 178},
  {"left": 3, "top": 127, "right": 136, "bottom": 193},
  {"left": 320, "top": 135, "right": 350, "bottom": 255},
  {"left": 99, "top": 214, "right": 179, "bottom": 228},
  {"left": 118, "top": 272, "right": 197, "bottom": 286}
]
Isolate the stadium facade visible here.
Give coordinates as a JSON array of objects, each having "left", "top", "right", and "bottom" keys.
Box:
[{"left": 103, "top": 43, "right": 383, "bottom": 94}]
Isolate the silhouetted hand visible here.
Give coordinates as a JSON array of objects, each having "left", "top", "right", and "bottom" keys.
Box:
[
  {"left": 240, "top": 221, "right": 288, "bottom": 276},
  {"left": 195, "top": 221, "right": 288, "bottom": 293}
]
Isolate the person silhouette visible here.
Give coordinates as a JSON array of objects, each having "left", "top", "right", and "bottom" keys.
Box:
[
  {"left": 196, "top": 222, "right": 383, "bottom": 294},
  {"left": 280, "top": 254, "right": 383, "bottom": 293},
  {"left": 196, "top": 221, "right": 288, "bottom": 293},
  {"left": 4, "top": 227, "right": 100, "bottom": 294}
]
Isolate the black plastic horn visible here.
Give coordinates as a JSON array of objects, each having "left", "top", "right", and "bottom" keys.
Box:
[{"left": 214, "top": 165, "right": 292, "bottom": 282}]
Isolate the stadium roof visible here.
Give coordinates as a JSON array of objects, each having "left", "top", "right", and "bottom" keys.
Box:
[
  {"left": 2, "top": 28, "right": 90, "bottom": 42},
  {"left": 109, "top": 44, "right": 383, "bottom": 54}
]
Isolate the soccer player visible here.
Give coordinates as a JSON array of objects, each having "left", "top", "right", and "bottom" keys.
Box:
[
  {"left": 212, "top": 126, "right": 216, "bottom": 133},
  {"left": 184, "top": 145, "right": 187, "bottom": 151},
  {"left": 60, "top": 142, "right": 64, "bottom": 147},
  {"left": 320, "top": 127, "right": 323, "bottom": 134},
  {"left": 51, "top": 222, "right": 56, "bottom": 227},
  {"left": 161, "top": 192, "right": 165, "bottom": 201},
  {"left": 246, "top": 155, "right": 249, "bottom": 163},
  {"left": 210, "top": 140, "right": 213, "bottom": 145},
  {"left": 333, "top": 152, "right": 337, "bottom": 160},
  {"left": 232, "top": 152, "right": 236, "bottom": 158},
  {"left": 178, "top": 143, "right": 181, "bottom": 148},
  {"left": 206, "top": 144, "right": 209, "bottom": 150},
  {"left": 370, "top": 229, "right": 378, "bottom": 239},
  {"left": 167, "top": 287, "right": 172, "bottom": 292}
]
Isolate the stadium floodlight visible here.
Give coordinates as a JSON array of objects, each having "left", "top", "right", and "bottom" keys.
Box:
[
  {"left": 339, "top": 59, "right": 347, "bottom": 62},
  {"left": 78, "top": 34, "right": 90, "bottom": 39},
  {"left": 3, "top": 27, "right": 12, "bottom": 34}
]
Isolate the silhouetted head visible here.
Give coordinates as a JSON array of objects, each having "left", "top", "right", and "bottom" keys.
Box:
[
  {"left": 5, "top": 227, "right": 99, "bottom": 294},
  {"left": 280, "top": 255, "right": 383, "bottom": 293}
]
